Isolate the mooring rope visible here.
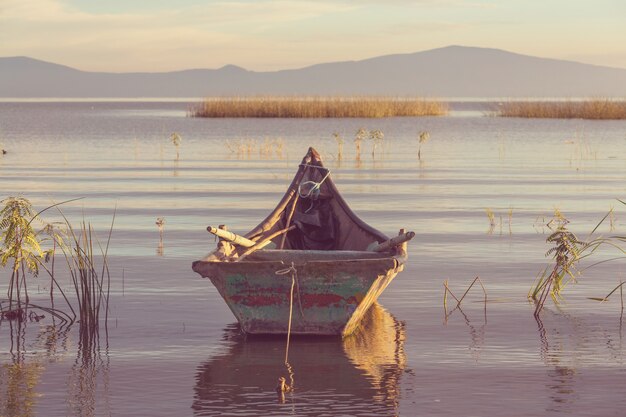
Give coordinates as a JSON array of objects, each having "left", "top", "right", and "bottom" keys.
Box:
[{"left": 276, "top": 262, "right": 298, "bottom": 364}]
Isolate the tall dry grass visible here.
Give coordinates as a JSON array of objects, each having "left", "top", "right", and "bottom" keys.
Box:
[
  {"left": 190, "top": 96, "right": 448, "bottom": 118},
  {"left": 498, "top": 99, "right": 626, "bottom": 119}
]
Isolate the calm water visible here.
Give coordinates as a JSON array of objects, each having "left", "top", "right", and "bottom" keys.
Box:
[{"left": 1, "top": 101, "right": 625, "bottom": 416}]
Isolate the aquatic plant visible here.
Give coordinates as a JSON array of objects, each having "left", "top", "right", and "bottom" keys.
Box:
[
  {"left": 484, "top": 208, "right": 513, "bottom": 235},
  {"left": 259, "top": 138, "right": 285, "bottom": 159},
  {"left": 156, "top": 217, "right": 165, "bottom": 251},
  {"left": 529, "top": 209, "right": 585, "bottom": 316},
  {"left": 504, "top": 208, "right": 513, "bottom": 235},
  {"left": 369, "top": 129, "right": 384, "bottom": 158},
  {"left": 443, "top": 277, "right": 487, "bottom": 322},
  {"left": 530, "top": 224, "right": 584, "bottom": 316},
  {"left": 51, "top": 209, "right": 114, "bottom": 343},
  {"left": 485, "top": 208, "right": 496, "bottom": 234},
  {"left": 225, "top": 138, "right": 285, "bottom": 159},
  {"left": 588, "top": 281, "right": 625, "bottom": 304},
  {"left": 354, "top": 128, "right": 367, "bottom": 161},
  {"left": 531, "top": 203, "right": 626, "bottom": 315},
  {"left": 0, "top": 196, "right": 113, "bottom": 340},
  {"left": 498, "top": 99, "right": 626, "bottom": 119},
  {"left": 0, "top": 197, "right": 49, "bottom": 316},
  {"left": 332, "top": 132, "right": 344, "bottom": 160},
  {"left": 417, "top": 131, "right": 430, "bottom": 160},
  {"left": 190, "top": 96, "right": 448, "bottom": 118},
  {"left": 156, "top": 217, "right": 165, "bottom": 234},
  {"left": 530, "top": 210, "right": 600, "bottom": 314},
  {"left": 170, "top": 132, "right": 182, "bottom": 160},
  {"left": 225, "top": 138, "right": 258, "bottom": 158}
]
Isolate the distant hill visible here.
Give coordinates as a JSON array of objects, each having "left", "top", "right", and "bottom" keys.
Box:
[{"left": 2, "top": 46, "right": 626, "bottom": 97}]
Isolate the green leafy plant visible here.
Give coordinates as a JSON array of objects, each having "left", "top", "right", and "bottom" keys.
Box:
[
  {"left": 529, "top": 211, "right": 583, "bottom": 315},
  {"left": 530, "top": 202, "right": 626, "bottom": 316},
  {"left": 1, "top": 196, "right": 113, "bottom": 337},
  {"left": 0, "top": 197, "right": 48, "bottom": 315}
]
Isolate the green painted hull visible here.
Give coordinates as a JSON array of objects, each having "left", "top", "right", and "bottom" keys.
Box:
[{"left": 192, "top": 251, "right": 403, "bottom": 336}]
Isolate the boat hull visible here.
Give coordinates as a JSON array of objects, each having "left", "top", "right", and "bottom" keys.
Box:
[{"left": 192, "top": 254, "right": 403, "bottom": 336}]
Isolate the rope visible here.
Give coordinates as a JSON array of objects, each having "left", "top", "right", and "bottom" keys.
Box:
[
  {"left": 276, "top": 263, "right": 298, "bottom": 364},
  {"left": 297, "top": 169, "right": 330, "bottom": 201}
]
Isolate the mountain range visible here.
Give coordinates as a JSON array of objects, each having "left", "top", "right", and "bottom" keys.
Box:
[{"left": 2, "top": 46, "right": 626, "bottom": 98}]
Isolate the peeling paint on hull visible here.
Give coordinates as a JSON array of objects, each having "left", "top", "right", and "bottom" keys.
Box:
[{"left": 192, "top": 256, "right": 403, "bottom": 337}]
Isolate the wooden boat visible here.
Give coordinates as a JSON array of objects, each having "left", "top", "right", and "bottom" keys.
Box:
[{"left": 191, "top": 147, "right": 413, "bottom": 337}]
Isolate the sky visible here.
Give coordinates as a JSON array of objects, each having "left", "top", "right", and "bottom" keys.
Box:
[{"left": 1, "top": 0, "right": 625, "bottom": 72}]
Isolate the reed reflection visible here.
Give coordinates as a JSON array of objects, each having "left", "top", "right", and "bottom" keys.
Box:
[
  {"left": 192, "top": 303, "right": 407, "bottom": 417},
  {"left": 0, "top": 318, "right": 110, "bottom": 417},
  {"left": 534, "top": 310, "right": 591, "bottom": 414},
  {"left": 444, "top": 304, "right": 486, "bottom": 361},
  {"left": 442, "top": 278, "right": 487, "bottom": 361},
  {"left": 0, "top": 321, "right": 69, "bottom": 417},
  {"left": 66, "top": 340, "right": 111, "bottom": 417}
]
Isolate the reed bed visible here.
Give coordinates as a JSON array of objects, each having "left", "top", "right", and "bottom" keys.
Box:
[
  {"left": 190, "top": 96, "right": 448, "bottom": 118},
  {"left": 498, "top": 99, "right": 626, "bottom": 119}
]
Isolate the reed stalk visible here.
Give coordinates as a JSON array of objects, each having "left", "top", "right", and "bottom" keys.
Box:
[
  {"left": 170, "top": 133, "right": 182, "bottom": 160},
  {"left": 417, "top": 131, "right": 430, "bottom": 160},
  {"left": 498, "top": 99, "right": 626, "bottom": 119},
  {"left": 369, "top": 130, "right": 384, "bottom": 158},
  {"left": 530, "top": 205, "right": 626, "bottom": 315},
  {"left": 190, "top": 96, "right": 448, "bottom": 118},
  {"left": 443, "top": 277, "right": 488, "bottom": 322},
  {"left": 1, "top": 196, "right": 114, "bottom": 349},
  {"left": 332, "top": 133, "right": 344, "bottom": 160},
  {"left": 51, "top": 211, "right": 114, "bottom": 344},
  {"left": 156, "top": 217, "right": 165, "bottom": 252},
  {"left": 354, "top": 128, "right": 367, "bottom": 161}
]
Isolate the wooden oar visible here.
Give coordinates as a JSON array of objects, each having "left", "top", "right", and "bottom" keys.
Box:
[
  {"left": 371, "top": 230, "right": 415, "bottom": 253},
  {"left": 236, "top": 225, "right": 296, "bottom": 262},
  {"left": 207, "top": 226, "right": 256, "bottom": 247}
]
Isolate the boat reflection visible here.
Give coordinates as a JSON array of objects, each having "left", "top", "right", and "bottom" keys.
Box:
[
  {"left": 192, "top": 303, "right": 407, "bottom": 416},
  {"left": 342, "top": 302, "right": 406, "bottom": 408}
]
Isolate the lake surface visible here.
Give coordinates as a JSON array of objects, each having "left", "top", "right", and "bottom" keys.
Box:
[{"left": 0, "top": 101, "right": 625, "bottom": 416}]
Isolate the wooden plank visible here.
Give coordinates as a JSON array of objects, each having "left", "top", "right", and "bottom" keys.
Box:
[
  {"left": 371, "top": 231, "right": 415, "bottom": 253},
  {"left": 236, "top": 225, "right": 296, "bottom": 262},
  {"left": 207, "top": 226, "right": 256, "bottom": 247}
]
